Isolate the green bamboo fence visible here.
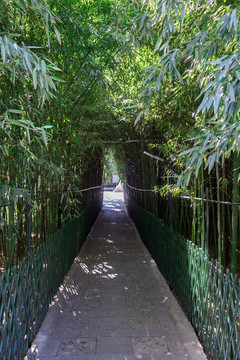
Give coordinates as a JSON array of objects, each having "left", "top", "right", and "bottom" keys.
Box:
[
  {"left": 127, "top": 195, "right": 240, "bottom": 360},
  {"left": 0, "top": 197, "right": 102, "bottom": 360}
]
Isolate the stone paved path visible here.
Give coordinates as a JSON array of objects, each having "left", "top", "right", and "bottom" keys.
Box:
[{"left": 25, "top": 192, "right": 207, "bottom": 360}]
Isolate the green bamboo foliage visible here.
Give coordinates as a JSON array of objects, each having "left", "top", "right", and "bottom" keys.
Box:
[
  {"left": 0, "top": 152, "right": 103, "bottom": 272},
  {"left": 0, "top": 0, "right": 112, "bottom": 272},
  {"left": 1, "top": 0, "right": 240, "bottom": 278}
]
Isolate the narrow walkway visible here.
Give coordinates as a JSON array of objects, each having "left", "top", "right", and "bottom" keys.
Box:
[{"left": 26, "top": 193, "right": 207, "bottom": 360}]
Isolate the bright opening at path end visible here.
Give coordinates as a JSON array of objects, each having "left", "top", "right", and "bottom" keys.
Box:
[{"left": 103, "top": 189, "right": 124, "bottom": 203}]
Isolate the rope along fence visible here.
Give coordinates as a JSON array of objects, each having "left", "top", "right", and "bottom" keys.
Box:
[
  {"left": 127, "top": 196, "right": 240, "bottom": 360},
  {"left": 0, "top": 196, "right": 102, "bottom": 360}
]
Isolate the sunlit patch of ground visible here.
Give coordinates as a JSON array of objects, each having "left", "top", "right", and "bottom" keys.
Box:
[{"left": 103, "top": 189, "right": 124, "bottom": 203}]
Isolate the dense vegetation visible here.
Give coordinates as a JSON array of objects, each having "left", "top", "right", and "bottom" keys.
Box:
[
  {"left": 0, "top": 0, "right": 240, "bottom": 274},
  {"left": 116, "top": 0, "right": 240, "bottom": 275}
]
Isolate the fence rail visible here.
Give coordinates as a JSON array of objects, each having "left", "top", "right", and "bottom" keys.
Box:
[
  {"left": 0, "top": 195, "right": 102, "bottom": 360},
  {"left": 126, "top": 194, "right": 240, "bottom": 360},
  {"left": 126, "top": 182, "right": 240, "bottom": 206}
]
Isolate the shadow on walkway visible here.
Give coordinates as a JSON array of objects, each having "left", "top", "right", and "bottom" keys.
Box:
[{"left": 25, "top": 192, "right": 207, "bottom": 360}]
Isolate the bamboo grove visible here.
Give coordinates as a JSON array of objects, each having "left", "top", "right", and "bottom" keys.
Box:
[
  {"left": 0, "top": 0, "right": 111, "bottom": 270},
  {"left": 123, "top": 140, "right": 240, "bottom": 275},
  {"left": 109, "top": 0, "right": 240, "bottom": 276},
  {"left": 1, "top": 0, "right": 240, "bottom": 276}
]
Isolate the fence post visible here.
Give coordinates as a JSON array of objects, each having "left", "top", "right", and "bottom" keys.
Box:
[{"left": 205, "top": 187, "right": 209, "bottom": 252}]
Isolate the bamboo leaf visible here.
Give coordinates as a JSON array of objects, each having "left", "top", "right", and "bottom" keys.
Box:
[
  {"left": 53, "top": 25, "right": 61, "bottom": 44},
  {"left": 139, "top": 12, "right": 148, "bottom": 31},
  {"left": 195, "top": 156, "right": 203, "bottom": 176},
  {"left": 208, "top": 153, "right": 216, "bottom": 172},
  {"left": 1, "top": 38, "right": 6, "bottom": 62},
  {"left": 33, "top": 68, "right": 37, "bottom": 89},
  {"left": 8, "top": 109, "right": 23, "bottom": 114},
  {"left": 180, "top": 147, "right": 199, "bottom": 156},
  {"left": 214, "top": 84, "right": 221, "bottom": 115},
  {"left": 51, "top": 76, "right": 64, "bottom": 82},
  {"left": 23, "top": 51, "right": 32, "bottom": 72},
  {"left": 181, "top": 4, "right": 185, "bottom": 23},
  {"left": 26, "top": 128, "right": 31, "bottom": 144},
  {"left": 41, "top": 127, "right": 47, "bottom": 146},
  {"left": 134, "top": 111, "right": 143, "bottom": 125},
  {"left": 229, "top": 84, "right": 235, "bottom": 101},
  {"left": 197, "top": 94, "right": 209, "bottom": 113},
  {"left": 154, "top": 35, "right": 163, "bottom": 53},
  {"left": 13, "top": 0, "right": 26, "bottom": 11},
  {"left": 200, "top": 81, "right": 214, "bottom": 95}
]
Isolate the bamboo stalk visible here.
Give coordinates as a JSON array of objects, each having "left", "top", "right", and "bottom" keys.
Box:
[
  {"left": 205, "top": 187, "right": 209, "bottom": 252},
  {"left": 196, "top": 177, "right": 201, "bottom": 247},
  {"left": 200, "top": 165, "right": 205, "bottom": 250},
  {"left": 8, "top": 202, "right": 14, "bottom": 267},
  {"left": 216, "top": 162, "right": 222, "bottom": 266},
  {"left": 210, "top": 177, "right": 217, "bottom": 257},
  {"left": 231, "top": 152, "right": 238, "bottom": 275},
  {"left": 221, "top": 163, "right": 226, "bottom": 267},
  {"left": 192, "top": 178, "right": 197, "bottom": 244}
]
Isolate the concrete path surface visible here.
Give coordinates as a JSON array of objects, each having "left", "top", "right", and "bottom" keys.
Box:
[{"left": 25, "top": 192, "right": 207, "bottom": 360}]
